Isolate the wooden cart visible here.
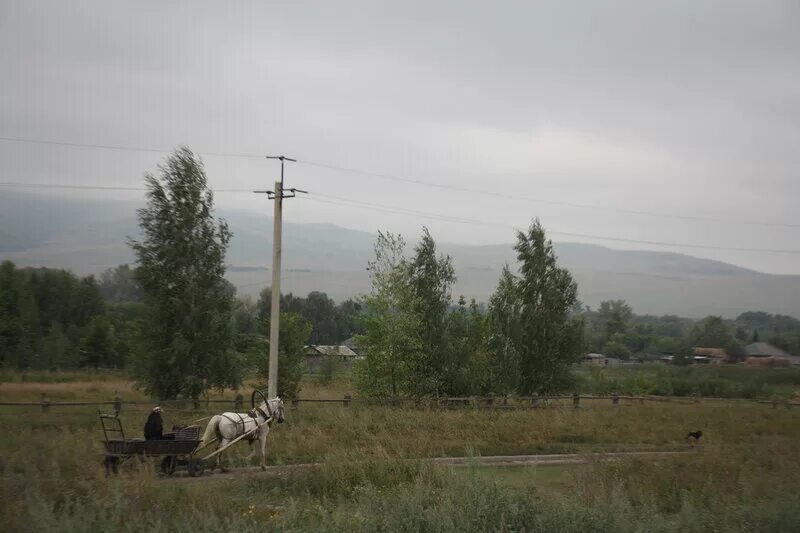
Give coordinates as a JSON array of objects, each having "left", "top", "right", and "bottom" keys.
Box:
[{"left": 99, "top": 413, "right": 205, "bottom": 477}]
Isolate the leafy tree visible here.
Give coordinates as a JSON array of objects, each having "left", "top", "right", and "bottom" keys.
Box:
[
  {"left": 80, "top": 317, "right": 117, "bottom": 368},
  {"left": 689, "top": 316, "right": 733, "bottom": 348},
  {"left": 302, "top": 291, "right": 339, "bottom": 344},
  {"left": 129, "top": 148, "right": 237, "bottom": 399},
  {"left": 255, "top": 289, "right": 365, "bottom": 345},
  {"left": 252, "top": 312, "right": 312, "bottom": 399},
  {"left": 443, "top": 296, "right": 488, "bottom": 395},
  {"left": 734, "top": 326, "right": 748, "bottom": 342},
  {"left": 488, "top": 220, "right": 583, "bottom": 395},
  {"left": 99, "top": 265, "right": 143, "bottom": 303},
  {"left": 40, "top": 322, "right": 74, "bottom": 369},
  {"left": 0, "top": 261, "right": 18, "bottom": 363},
  {"left": 334, "top": 298, "right": 365, "bottom": 341},
  {"left": 604, "top": 339, "right": 632, "bottom": 360},
  {"left": 486, "top": 266, "right": 522, "bottom": 394},
  {"left": 406, "top": 227, "right": 456, "bottom": 395},
  {"left": 354, "top": 232, "right": 425, "bottom": 397},
  {"left": 724, "top": 338, "right": 747, "bottom": 363},
  {"left": 597, "top": 300, "right": 633, "bottom": 342}
]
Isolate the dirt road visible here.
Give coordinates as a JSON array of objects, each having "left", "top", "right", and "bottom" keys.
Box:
[{"left": 162, "top": 449, "right": 688, "bottom": 484}]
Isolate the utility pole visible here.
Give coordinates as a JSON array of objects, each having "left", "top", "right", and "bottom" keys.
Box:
[{"left": 255, "top": 156, "right": 306, "bottom": 399}]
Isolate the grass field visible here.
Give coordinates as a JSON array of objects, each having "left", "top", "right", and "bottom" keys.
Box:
[{"left": 1, "top": 372, "right": 799, "bottom": 531}]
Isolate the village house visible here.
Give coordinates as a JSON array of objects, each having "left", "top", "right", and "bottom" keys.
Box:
[
  {"left": 743, "top": 342, "right": 799, "bottom": 367},
  {"left": 692, "top": 347, "right": 729, "bottom": 365},
  {"left": 304, "top": 344, "right": 360, "bottom": 372}
]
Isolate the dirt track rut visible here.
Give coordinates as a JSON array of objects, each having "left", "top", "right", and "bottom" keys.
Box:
[{"left": 161, "top": 450, "right": 688, "bottom": 484}]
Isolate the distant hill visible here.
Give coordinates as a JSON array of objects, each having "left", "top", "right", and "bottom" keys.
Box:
[{"left": 2, "top": 190, "right": 799, "bottom": 318}]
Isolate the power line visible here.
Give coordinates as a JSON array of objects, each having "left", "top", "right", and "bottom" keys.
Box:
[
  {"left": 2, "top": 178, "right": 799, "bottom": 255},
  {"left": 3, "top": 134, "right": 798, "bottom": 229},
  {"left": 0, "top": 181, "right": 256, "bottom": 193},
  {"left": 299, "top": 160, "right": 800, "bottom": 229},
  {"left": 0, "top": 136, "right": 264, "bottom": 159},
  {"left": 300, "top": 194, "right": 800, "bottom": 255}
]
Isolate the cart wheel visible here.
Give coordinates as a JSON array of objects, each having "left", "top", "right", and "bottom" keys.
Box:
[
  {"left": 188, "top": 458, "right": 205, "bottom": 477},
  {"left": 103, "top": 456, "right": 119, "bottom": 475},
  {"left": 160, "top": 456, "right": 177, "bottom": 476}
]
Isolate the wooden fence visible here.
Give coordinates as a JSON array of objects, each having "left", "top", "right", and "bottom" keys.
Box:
[{"left": 0, "top": 392, "right": 798, "bottom": 413}]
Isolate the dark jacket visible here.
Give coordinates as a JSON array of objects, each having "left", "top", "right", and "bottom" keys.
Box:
[{"left": 144, "top": 411, "right": 163, "bottom": 440}]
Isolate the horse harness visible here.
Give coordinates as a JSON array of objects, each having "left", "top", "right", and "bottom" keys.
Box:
[{"left": 220, "top": 403, "right": 272, "bottom": 440}]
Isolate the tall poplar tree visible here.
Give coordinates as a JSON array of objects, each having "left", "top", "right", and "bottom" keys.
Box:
[
  {"left": 130, "top": 148, "right": 237, "bottom": 399},
  {"left": 407, "top": 227, "right": 456, "bottom": 395},
  {"left": 488, "top": 220, "right": 583, "bottom": 395}
]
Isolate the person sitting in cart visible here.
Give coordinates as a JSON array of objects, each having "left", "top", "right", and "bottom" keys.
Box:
[{"left": 144, "top": 406, "right": 163, "bottom": 440}]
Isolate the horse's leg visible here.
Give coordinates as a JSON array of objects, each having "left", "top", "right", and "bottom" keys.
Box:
[
  {"left": 246, "top": 439, "right": 258, "bottom": 463},
  {"left": 217, "top": 438, "right": 230, "bottom": 472},
  {"left": 259, "top": 428, "right": 269, "bottom": 471}
]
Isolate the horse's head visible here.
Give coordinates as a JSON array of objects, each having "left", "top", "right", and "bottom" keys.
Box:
[
  {"left": 270, "top": 396, "right": 285, "bottom": 424},
  {"left": 260, "top": 397, "right": 285, "bottom": 424}
]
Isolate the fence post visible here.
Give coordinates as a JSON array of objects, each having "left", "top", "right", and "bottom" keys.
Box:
[
  {"left": 234, "top": 392, "right": 243, "bottom": 411},
  {"left": 572, "top": 392, "right": 580, "bottom": 409},
  {"left": 694, "top": 392, "right": 701, "bottom": 404},
  {"left": 193, "top": 398, "right": 200, "bottom": 410},
  {"left": 531, "top": 394, "right": 539, "bottom": 408},
  {"left": 113, "top": 391, "right": 122, "bottom": 414},
  {"left": 343, "top": 394, "right": 352, "bottom": 408},
  {"left": 612, "top": 393, "right": 619, "bottom": 406},
  {"left": 291, "top": 398, "right": 300, "bottom": 409},
  {"left": 40, "top": 393, "right": 50, "bottom": 413}
]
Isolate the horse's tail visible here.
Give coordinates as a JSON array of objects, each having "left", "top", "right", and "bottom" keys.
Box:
[{"left": 200, "top": 415, "right": 221, "bottom": 447}]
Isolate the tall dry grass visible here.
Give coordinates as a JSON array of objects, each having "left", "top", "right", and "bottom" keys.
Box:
[{"left": 1, "top": 372, "right": 799, "bottom": 531}]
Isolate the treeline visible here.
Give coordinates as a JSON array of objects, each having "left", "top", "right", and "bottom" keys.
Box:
[
  {"left": 0, "top": 261, "right": 141, "bottom": 369},
  {"left": 582, "top": 300, "right": 800, "bottom": 362},
  {"left": 0, "top": 261, "right": 362, "bottom": 370}
]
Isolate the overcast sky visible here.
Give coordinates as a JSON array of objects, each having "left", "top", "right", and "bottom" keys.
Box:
[{"left": 1, "top": 1, "right": 799, "bottom": 274}]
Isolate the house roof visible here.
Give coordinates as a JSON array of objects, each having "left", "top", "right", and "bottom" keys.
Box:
[
  {"left": 342, "top": 336, "right": 358, "bottom": 349},
  {"left": 585, "top": 353, "right": 606, "bottom": 359},
  {"left": 693, "top": 347, "right": 727, "bottom": 358},
  {"left": 745, "top": 342, "right": 791, "bottom": 358},
  {"left": 306, "top": 345, "right": 358, "bottom": 357}
]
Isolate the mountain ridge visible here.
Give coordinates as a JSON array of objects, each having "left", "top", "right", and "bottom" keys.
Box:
[{"left": 1, "top": 190, "right": 798, "bottom": 318}]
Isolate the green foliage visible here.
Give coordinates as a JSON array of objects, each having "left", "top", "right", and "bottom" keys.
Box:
[
  {"left": 603, "top": 338, "right": 632, "bottom": 360},
  {"left": 315, "top": 354, "right": 342, "bottom": 385},
  {"left": 486, "top": 266, "right": 522, "bottom": 394},
  {"left": 256, "top": 289, "right": 364, "bottom": 345},
  {"left": 97, "top": 264, "right": 143, "bottom": 303},
  {"left": 406, "top": 227, "right": 457, "bottom": 394},
  {"left": 689, "top": 315, "right": 733, "bottom": 347},
  {"left": 80, "top": 317, "right": 118, "bottom": 369},
  {"left": 442, "top": 297, "right": 488, "bottom": 395},
  {"left": 251, "top": 312, "right": 312, "bottom": 400},
  {"left": 574, "top": 363, "right": 800, "bottom": 398},
  {"left": 597, "top": 299, "right": 633, "bottom": 341},
  {"left": 0, "top": 260, "right": 118, "bottom": 370},
  {"left": 129, "top": 148, "right": 237, "bottom": 399},
  {"left": 488, "top": 220, "right": 583, "bottom": 395},
  {"left": 354, "top": 232, "right": 425, "bottom": 397}
]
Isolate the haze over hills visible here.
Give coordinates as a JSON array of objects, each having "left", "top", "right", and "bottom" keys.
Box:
[{"left": 1, "top": 190, "right": 799, "bottom": 318}]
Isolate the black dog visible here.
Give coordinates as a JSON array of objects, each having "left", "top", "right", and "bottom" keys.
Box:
[{"left": 686, "top": 430, "right": 703, "bottom": 444}]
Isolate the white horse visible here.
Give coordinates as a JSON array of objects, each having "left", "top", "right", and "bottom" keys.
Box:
[{"left": 200, "top": 396, "right": 285, "bottom": 471}]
